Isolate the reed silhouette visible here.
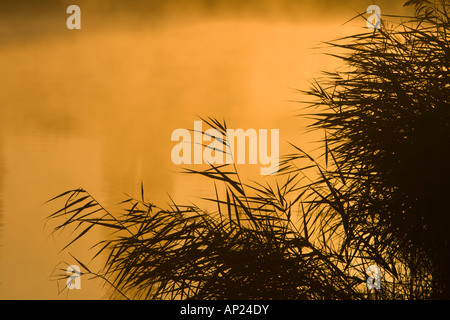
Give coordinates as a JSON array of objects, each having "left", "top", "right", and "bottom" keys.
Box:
[
  {"left": 292, "top": 0, "right": 450, "bottom": 298},
  {"left": 47, "top": 0, "right": 450, "bottom": 299}
]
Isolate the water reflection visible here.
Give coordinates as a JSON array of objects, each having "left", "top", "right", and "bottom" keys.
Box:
[
  {"left": 0, "top": 20, "right": 350, "bottom": 300},
  {"left": 0, "top": 1, "right": 413, "bottom": 299}
]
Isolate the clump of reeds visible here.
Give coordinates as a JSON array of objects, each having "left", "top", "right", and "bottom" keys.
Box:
[
  {"left": 46, "top": 118, "right": 367, "bottom": 300},
  {"left": 286, "top": 0, "right": 450, "bottom": 298},
  {"left": 47, "top": 0, "right": 450, "bottom": 299}
]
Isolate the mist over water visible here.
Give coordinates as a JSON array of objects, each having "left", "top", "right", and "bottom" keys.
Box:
[{"left": 0, "top": 1, "right": 413, "bottom": 299}]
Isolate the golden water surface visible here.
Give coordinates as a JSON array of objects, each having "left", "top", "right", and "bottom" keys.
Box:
[{"left": 0, "top": 0, "right": 411, "bottom": 299}]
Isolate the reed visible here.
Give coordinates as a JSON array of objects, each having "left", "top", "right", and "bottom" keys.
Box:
[{"left": 47, "top": 0, "right": 450, "bottom": 299}]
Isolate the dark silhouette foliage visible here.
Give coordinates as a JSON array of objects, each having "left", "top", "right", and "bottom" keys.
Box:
[{"left": 291, "top": 0, "right": 450, "bottom": 298}]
